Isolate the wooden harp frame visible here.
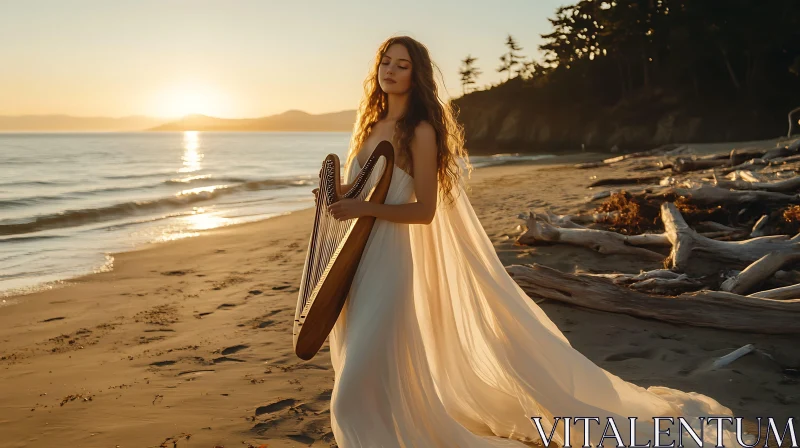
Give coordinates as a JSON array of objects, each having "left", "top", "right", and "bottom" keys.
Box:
[{"left": 293, "top": 141, "right": 395, "bottom": 360}]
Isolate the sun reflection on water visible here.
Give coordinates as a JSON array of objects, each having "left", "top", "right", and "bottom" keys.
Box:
[
  {"left": 156, "top": 207, "right": 239, "bottom": 242},
  {"left": 179, "top": 131, "right": 203, "bottom": 173},
  {"left": 184, "top": 207, "right": 233, "bottom": 230}
]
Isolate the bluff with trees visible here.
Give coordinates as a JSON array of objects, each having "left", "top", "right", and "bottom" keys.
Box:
[{"left": 454, "top": 0, "right": 800, "bottom": 154}]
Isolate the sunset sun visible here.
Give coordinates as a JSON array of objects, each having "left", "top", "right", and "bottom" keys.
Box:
[{"left": 156, "top": 84, "right": 225, "bottom": 118}]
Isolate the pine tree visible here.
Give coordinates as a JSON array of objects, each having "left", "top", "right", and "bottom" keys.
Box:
[
  {"left": 497, "top": 34, "right": 525, "bottom": 81},
  {"left": 459, "top": 55, "right": 482, "bottom": 95}
]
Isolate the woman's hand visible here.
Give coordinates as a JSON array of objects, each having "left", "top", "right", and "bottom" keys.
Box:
[{"left": 328, "top": 198, "right": 370, "bottom": 221}]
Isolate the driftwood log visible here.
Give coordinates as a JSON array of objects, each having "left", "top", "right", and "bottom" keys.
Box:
[
  {"left": 749, "top": 283, "right": 800, "bottom": 300},
  {"left": 750, "top": 215, "right": 769, "bottom": 237},
  {"left": 517, "top": 211, "right": 668, "bottom": 259},
  {"left": 729, "top": 148, "right": 767, "bottom": 166},
  {"left": 506, "top": 263, "right": 800, "bottom": 334},
  {"left": 671, "top": 156, "right": 729, "bottom": 174},
  {"left": 720, "top": 250, "right": 800, "bottom": 295},
  {"left": 714, "top": 172, "right": 800, "bottom": 193},
  {"left": 577, "top": 269, "right": 712, "bottom": 294},
  {"left": 661, "top": 202, "right": 800, "bottom": 275},
  {"left": 650, "top": 185, "right": 800, "bottom": 206},
  {"left": 719, "top": 158, "right": 768, "bottom": 175}
]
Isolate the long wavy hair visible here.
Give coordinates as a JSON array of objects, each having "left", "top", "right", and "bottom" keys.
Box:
[{"left": 345, "top": 35, "right": 472, "bottom": 205}]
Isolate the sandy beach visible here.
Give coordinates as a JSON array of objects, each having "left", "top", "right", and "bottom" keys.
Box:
[{"left": 1, "top": 150, "right": 796, "bottom": 448}]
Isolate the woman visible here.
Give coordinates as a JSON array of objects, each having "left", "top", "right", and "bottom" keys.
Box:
[{"left": 322, "top": 36, "right": 739, "bottom": 447}]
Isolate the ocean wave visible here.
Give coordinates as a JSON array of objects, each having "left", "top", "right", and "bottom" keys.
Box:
[
  {"left": 0, "top": 175, "right": 291, "bottom": 208},
  {"left": 103, "top": 170, "right": 177, "bottom": 180},
  {"left": 0, "top": 195, "right": 78, "bottom": 208},
  {"left": 0, "top": 177, "right": 314, "bottom": 236},
  {"left": 164, "top": 175, "right": 249, "bottom": 185},
  {"left": 0, "top": 234, "right": 67, "bottom": 244},
  {"left": 0, "top": 180, "right": 70, "bottom": 188}
]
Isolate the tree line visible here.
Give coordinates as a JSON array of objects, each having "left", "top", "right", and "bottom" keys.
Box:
[{"left": 459, "top": 0, "right": 800, "bottom": 114}]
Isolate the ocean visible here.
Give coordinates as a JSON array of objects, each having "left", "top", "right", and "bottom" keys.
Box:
[{"left": 0, "top": 131, "right": 552, "bottom": 299}]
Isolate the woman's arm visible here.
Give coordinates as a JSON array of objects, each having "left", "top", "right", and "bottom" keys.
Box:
[{"left": 327, "top": 122, "right": 439, "bottom": 225}]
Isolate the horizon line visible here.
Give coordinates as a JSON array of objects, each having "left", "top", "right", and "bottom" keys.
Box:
[{"left": 0, "top": 108, "right": 359, "bottom": 121}]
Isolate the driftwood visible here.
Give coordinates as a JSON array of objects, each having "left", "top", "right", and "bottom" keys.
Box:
[
  {"left": 603, "top": 145, "right": 686, "bottom": 164},
  {"left": 734, "top": 170, "right": 768, "bottom": 183},
  {"left": 628, "top": 275, "right": 706, "bottom": 295},
  {"left": 580, "top": 269, "right": 710, "bottom": 294},
  {"left": 719, "top": 158, "right": 768, "bottom": 175},
  {"left": 517, "top": 211, "right": 668, "bottom": 259},
  {"left": 574, "top": 145, "right": 688, "bottom": 169},
  {"left": 711, "top": 344, "right": 755, "bottom": 370},
  {"left": 750, "top": 215, "right": 769, "bottom": 237},
  {"left": 506, "top": 263, "right": 800, "bottom": 334},
  {"left": 672, "top": 156, "right": 729, "bottom": 174},
  {"left": 527, "top": 139, "right": 800, "bottom": 318},
  {"left": 579, "top": 268, "right": 679, "bottom": 284},
  {"left": 768, "top": 154, "right": 800, "bottom": 167},
  {"left": 661, "top": 202, "right": 800, "bottom": 274},
  {"left": 729, "top": 148, "right": 767, "bottom": 166},
  {"left": 650, "top": 185, "right": 800, "bottom": 206},
  {"left": 774, "top": 269, "right": 800, "bottom": 285},
  {"left": 764, "top": 139, "right": 800, "bottom": 161},
  {"left": 714, "top": 172, "right": 800, "bottom": 193},
  {"left": 749, "top": 283, "right": 800, "bottom": 300},
  {"left": 720, "top": 250, "right": 800, "bottom": 295},
  {"left": 587, "top": 176, "right": 662, "bottom": 188},
  {"left": 518, "top": 210, "right": 621, "bottom": 230}
]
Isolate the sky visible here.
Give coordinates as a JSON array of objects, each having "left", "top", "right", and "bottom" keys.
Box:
[{"left": 0, "top": 0, "right": 567, "bottom": 119}]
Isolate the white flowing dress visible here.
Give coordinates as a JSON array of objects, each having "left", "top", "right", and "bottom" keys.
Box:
[{"left": 328, "top": 157, "right": 740, "bottom": 448}]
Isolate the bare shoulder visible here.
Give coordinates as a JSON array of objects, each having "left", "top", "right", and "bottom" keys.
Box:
[
  {"left": 410, "top": 121, "right": 437, "bottom": 158},
  {"left": 412, "top": 121, "right": 436, "bottom": 143}
]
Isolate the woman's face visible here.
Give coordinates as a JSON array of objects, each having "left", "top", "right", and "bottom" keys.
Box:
[{"left": 378, "top": 43, "right": 412, "bottom": 95}]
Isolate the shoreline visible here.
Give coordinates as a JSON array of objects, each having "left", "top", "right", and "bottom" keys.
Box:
[{"left": 1, "top": 151, "right": 602, "bottom": 303}]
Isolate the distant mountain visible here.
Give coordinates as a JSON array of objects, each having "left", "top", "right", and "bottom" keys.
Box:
[
  {"left": 0, "top": 114, "right": 169, "bottom": 131},
  {"left": 146, "top": 114, "right": 256, "bottom": 131},
  {"left": 0, "top": 110, "right": 358, "bottom": 132},
  {"left": 148, "top": 109, "right": 357, "bottom": 132}
]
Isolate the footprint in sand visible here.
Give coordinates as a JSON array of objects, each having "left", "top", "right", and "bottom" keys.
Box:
[
  {"left": 287, "top": 434, "right": 316, "bottom": 445},
  {"left": 150, "top": 360, "right": 177, "bottom": 367},
  {"left": 160, "top": 270, "right": 193, "bottom": 276},
  {"left": 212, "top": 356, "right": 246, "bottom": 364},
  {"left": 221, "top": 344, "right": 249, "bottom": 355},
  {"left": 194, "top": 312, "right": 213, "bottom": 319},
  {"left": 255, "top": 398, "right": 297, "bottom": 415},
  {"left": 217, "top": 303, "right": 237, "bottom": 310},
  {"left": 41, "top": 316, "right": 65, "bottom": 323}
]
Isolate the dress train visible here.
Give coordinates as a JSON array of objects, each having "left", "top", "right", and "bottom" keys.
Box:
[{"left": 328, "top": 158, "right": 741, "bottom": 447}]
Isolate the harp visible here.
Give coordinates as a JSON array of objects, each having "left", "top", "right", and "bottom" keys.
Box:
[{"left": 293, "top": 141, "right": 395, "bottom": 360}]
